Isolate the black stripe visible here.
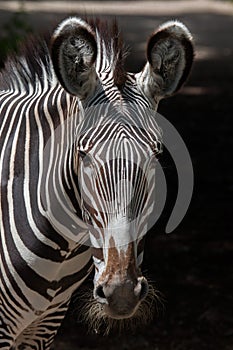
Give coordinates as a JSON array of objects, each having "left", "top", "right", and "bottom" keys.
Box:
[
  {"left": 0, "top": 234, "right": 33, "bottom": 309},
  {"left": 56, "top": 257, "right": 93, "bottom": 295}
]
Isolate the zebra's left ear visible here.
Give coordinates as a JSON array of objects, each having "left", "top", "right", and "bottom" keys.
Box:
[
  {"left": 51, "top": 17, "right": 98, "bottom": 99},
  {"left": 137, "top": 21, "right": 194, "bottom": 102}
]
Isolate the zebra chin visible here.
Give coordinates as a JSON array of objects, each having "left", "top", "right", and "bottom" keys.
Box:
[
  {"left": 98, "top": 302, "right": 140, "bottom": 320},
  {"left": 79, "top": 282, "right": 159, "bottom": 335}
]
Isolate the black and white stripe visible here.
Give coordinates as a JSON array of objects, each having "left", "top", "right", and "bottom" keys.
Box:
[
  {"left": 0, "top": 40, "right": 93, "bottom": 349},
  {"left": 0, "top": 16, "right": 193, "bottom": 349}
]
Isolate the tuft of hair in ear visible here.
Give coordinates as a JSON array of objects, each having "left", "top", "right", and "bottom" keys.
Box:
[
  {"left": 51, "top": 17, "right": 98, "bottom": 99},
  {"left": 147, "top": 21, "right": 194, "bottom": 94},
  {"left": 138, "top": 20, "right": 194, "bottom": 103}
]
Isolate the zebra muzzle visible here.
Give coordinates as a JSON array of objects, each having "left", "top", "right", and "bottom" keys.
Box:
[{"left": 94, "top": 277, "right": 149, "bottom": 319}]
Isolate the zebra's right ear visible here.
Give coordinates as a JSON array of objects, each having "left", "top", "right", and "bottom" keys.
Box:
[
  {"left": 51, "top": 17, "right": 98, "bottom": 99},
  {"left": 137, "top": 21, "right": 194, "bottom": 103}
]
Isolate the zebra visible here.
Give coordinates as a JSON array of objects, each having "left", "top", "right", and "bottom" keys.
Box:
[{"left": 0, "top": 16, "right": 194, "bottom": 349}]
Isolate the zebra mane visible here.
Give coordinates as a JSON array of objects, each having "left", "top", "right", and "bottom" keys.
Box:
[
  {"left": 87, "top": 17, "right": 127, "bottom": 88},
  {"left": 0, "top": 35, "right": 55, "bottom": 92}
]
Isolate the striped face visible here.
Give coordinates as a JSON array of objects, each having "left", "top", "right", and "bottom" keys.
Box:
[
  {"left": 51, "top": 17, "right": 193, "bottom": 320},
  {"left": 75, "top": 102, "right": 161, "bottom": 318}
]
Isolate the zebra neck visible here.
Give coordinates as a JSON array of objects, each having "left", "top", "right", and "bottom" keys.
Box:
[
  {"left": 39, "top": 141, "right": 88, "bottom": 246},
  {"left": 36, "top": 91, "right": 89, "bottom": 246}
]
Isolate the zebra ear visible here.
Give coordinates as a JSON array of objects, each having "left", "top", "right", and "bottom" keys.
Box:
[
  {"left": 137, "top": 21, "right": 194, "bottom": 101},
  {"left": 51, "top": 17, "right": 98, "bottom": 99}
]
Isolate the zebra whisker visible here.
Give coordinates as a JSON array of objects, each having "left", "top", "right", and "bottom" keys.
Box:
[{"left": 76, "top": 283, "right": 160, "bottom": 335}]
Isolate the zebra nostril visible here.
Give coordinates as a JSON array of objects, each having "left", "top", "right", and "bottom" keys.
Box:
[
  {"left": 134, "top": 277, "right": 149, "bottom": 300},
  {"left": 95, "top": 285, "right": 106, "bottom": 300},
  {"left": 139, "top": 279, "right": 149, "bottom": 301}
]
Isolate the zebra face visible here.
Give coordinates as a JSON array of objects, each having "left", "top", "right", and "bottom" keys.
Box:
[
  {"left": 74, "top": 101, "right": 163, "bottom": 321},
  {"left": 51, "top": 16, "right": 193, "bottom": 324},
  {"left": 77, "top": 123, "right": 158, "bottom": 320}
]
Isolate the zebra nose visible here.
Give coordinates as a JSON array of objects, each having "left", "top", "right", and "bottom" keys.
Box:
[
  {"left": 95, "top": 277, "right": 148, "bottom": 301},
  {"left": 95, "top": 284, "right": 106, "bottom": 300},
  {"left": 94, "top": 277, "right": 149, "bottom": 318}
]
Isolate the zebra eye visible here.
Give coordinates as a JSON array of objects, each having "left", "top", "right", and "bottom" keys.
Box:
[
  {"left": 78, "top": 150, "right": 92, "bottom": 166},
  {"left": 78, "top": 150, "right": 86, "bottom": 160}
]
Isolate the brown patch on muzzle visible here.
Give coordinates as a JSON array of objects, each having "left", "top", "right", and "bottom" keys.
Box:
[{"left": 93, "top": 239, "right": 149, "bottom": 319}]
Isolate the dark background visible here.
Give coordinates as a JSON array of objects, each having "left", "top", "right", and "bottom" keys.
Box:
[{"left": 0, "top": 1, "right": 232, "bottom": 349}]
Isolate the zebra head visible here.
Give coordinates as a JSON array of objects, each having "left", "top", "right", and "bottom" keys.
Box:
[{"left": 51, "top": 18, "right": 193, "bottom": 325}]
